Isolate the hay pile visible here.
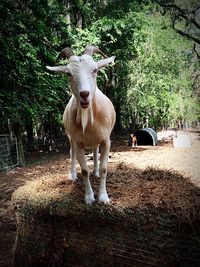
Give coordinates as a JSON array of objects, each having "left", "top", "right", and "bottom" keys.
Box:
[{"left": 12, "top": 163, "right": 200, "bottom": 267}]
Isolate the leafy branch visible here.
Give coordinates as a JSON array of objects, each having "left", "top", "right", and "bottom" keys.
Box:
[{"left": 153, "top": 0, "right": 200, "bottom": 46}]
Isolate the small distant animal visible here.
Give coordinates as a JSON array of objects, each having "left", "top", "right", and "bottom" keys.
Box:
[{"left": 128, "top": 134, "right": 137, "bottom": 147}]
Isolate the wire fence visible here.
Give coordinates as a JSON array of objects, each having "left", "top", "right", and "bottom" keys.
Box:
[{"left": 0, "top": 134, "right": 19, "bottom": 170}]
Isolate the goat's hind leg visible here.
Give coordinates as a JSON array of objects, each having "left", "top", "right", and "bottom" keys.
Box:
[
  {"left": 93, "top": 146, "right": 99, "bottom": 177},
  {"left": 68, "top": 140, "right": 78, "bottom": 181}
]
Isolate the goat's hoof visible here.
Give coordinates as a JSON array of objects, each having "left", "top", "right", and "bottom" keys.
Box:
[
  {"left": 85, "top": 194, "right": 95, "bottom": 205},
  {"left": 98, "top": 193, "right": 110, "bottom": 204},
  {"left": 68, "top": 172, "right": 77, "bottom": 181},
  {"left": 93, "top": 170, "right": 100, "bottom": 177}
]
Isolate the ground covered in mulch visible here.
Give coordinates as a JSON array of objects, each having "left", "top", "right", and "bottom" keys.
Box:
[
  {"left": 0, "top": 130, "right": 200, "bottom": 266},
  {"left": 13, "top": 162, "right": 200, "bottom": 217},
  {"left": 12, "top": 162, "right": 200, "bottom": 266}
]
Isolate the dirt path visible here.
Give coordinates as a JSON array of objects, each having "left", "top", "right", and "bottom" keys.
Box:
[
  {"left": 110, "top": 142, "right": 200, "bottom": 187},
  {"left": 0, "top": 130, "right": 200, "bottom": 266}
]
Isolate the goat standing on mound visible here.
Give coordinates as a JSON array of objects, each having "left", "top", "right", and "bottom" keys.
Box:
[{"left": 46, "top": 46, "right": 116, "bottom": 204}]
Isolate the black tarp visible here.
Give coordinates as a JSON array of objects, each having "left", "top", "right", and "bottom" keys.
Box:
[{"left": 134, "top": 128, "right": 157, "bottom": 146}]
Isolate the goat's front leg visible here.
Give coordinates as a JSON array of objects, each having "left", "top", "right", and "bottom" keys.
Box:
[
  {"left": 93, "top": 146, "right": 99, "bottom": 177},
  {"left": 75, "top": 143, "right": 95, "bottom": 205},
  {"left": 98, "top": 139, "right": 110, "bottom": 204},
  {"left": 68, "top": 140, "right": 77, "bottom": 181}
]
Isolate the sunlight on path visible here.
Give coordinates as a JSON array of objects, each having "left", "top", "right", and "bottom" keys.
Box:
[{"left": 110, "top": 140, "right": 200, "bottom": 187}]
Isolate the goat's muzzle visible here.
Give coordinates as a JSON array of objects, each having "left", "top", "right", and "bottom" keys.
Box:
[{"left": 80, "top": 91, "right": 90, "bottom": 109}]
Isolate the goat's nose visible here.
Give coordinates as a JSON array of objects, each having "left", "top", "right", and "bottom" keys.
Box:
[{"left": 80, "top": 91, "right": 89, "bottom": 99}]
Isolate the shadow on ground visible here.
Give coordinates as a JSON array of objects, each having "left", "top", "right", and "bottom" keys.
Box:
[{"left": 11, "top": 163, "right": 200, "bottom": 267}]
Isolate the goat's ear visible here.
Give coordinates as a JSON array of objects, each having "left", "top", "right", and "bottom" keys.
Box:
[
  {"left": 46, "top": 66, "right": 72, "bottom": 75},
  {"left": 97, "top": 56, "right": 116, "bottom": 69}
]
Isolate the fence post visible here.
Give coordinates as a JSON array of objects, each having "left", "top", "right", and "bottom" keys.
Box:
[{"left": 16, "top": 133, "right": 25, "bottom": 166}]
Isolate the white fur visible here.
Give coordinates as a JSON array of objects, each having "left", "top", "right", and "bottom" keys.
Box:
[
  {"left": 47, "top": 52, "right": 115, "bottom": 204},
  {"left": 76, "top": 105, "right": 94, "bottom": 133}
]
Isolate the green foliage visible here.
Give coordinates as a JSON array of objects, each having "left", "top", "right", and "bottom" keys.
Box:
[
  {"left": 0, "top": 0, "right": 199, "bottom": 138},
  {"left": 125, "top": 11, "right": 199, "bottom": 130},
  {"left": 0, "top": 0, "right": 71, "bottom": 131}
]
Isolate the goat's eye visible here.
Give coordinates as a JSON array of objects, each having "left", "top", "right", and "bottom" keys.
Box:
[{"left": 93, "top": 68, "right": 98, "bottom": 74}]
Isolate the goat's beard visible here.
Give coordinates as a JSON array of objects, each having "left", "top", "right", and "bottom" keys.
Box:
[{"left": 76, "top": 104, "right": 94, "bottom": 133}]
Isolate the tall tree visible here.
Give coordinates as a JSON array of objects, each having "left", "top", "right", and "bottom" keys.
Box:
[
  {"left": 153, "top": 0, "right": 200, "bottom": 54},
  {"left": 0, "top": 0, "right": 71, "bottom": 160},
  {"left": 124, "top": 9, "right": 199, "bottom": 130}
]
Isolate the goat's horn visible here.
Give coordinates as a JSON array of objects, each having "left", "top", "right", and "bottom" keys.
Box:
[
  {"left": 84, "top": 45, "right": 107, "bottom": 58},
  {"left": 55, "top": 47, "right": 74, "bottom": 64}
]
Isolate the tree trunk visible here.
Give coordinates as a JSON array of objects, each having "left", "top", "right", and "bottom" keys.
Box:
[
  {"left": 76, "top": 11, "right": 83, "bottom": 28},
  {"left": 25, "top": 120, "right": 35, "bottom": 151},
  {"left": 114, "top": 103, "right": 121, "bottom": 133}
]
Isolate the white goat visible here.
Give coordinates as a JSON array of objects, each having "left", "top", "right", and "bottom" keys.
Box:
[{"left": 46, "top": 46, "right": 116, "bottom": 204}]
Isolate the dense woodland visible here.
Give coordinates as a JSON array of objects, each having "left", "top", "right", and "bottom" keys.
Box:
[{"left": 0, "top": 0, "right": 200, "bottom": 164}]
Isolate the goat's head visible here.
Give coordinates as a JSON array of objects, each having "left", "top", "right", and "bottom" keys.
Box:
[{"left": 46, "top": 46, "right": 115, "bottom": 109}]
